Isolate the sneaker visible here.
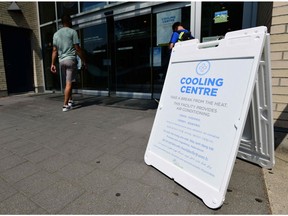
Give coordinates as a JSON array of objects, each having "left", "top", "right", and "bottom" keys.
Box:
[
  {"left": 68, "top": 100, "right": 74, "bottom": 107},
  {"left": 62, "top": 105, "right": 72, "bottom": 112}
]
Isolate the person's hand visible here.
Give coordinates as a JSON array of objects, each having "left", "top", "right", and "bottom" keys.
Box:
[
  {"left": 81, "top": 63, "right": 88, "bottom": 71},
  {"left": 51, "top": 64, "right": 57, "bottom": 73}
]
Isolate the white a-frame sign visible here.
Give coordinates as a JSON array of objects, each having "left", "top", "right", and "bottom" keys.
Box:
[{"left": 144, "top": 26, "right": 274, "bottom": 209}]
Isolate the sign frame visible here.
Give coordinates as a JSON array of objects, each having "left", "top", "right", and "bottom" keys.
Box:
[
  {"left": 238, "top": 33, "right": 274, "bottom": 169},
  {"left": 144, "top": 26, "right": 274, "bottom": 209}
]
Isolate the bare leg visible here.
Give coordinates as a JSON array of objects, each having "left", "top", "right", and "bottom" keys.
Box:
[
  {"left": 69, "top": 82, "right": 75, "bottom": 101},
  {"left": 64, "top": 81, "right": 72, "bottom": 105}
]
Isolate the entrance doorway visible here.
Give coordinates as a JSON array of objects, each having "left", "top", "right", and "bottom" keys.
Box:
[
  {"left": 80, "top": 23, "right": 109, "bottom": 93},
  {"left": 78, "top": 13, "right": 152, "bottom": 98},
  {"left": 1, "top": 25, "right": 34, "bottom": 94},
  {"left": 114, "top": 14, "right": 152, "bottom": 96}
]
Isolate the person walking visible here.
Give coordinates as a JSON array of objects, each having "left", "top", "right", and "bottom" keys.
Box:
[
  {"left": 50, "top": 14, "right": 86, "bottom": 112},
  {"left": 169, "top": 22, "right": 194, "bottom": 50}
]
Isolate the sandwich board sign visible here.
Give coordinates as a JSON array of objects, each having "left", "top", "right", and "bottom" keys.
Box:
[{"left": 144, "top": 26, "right": 274, "bottom": 209}]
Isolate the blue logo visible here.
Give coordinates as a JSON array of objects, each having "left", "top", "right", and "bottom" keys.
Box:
[{"left": 196, "top": 61, "right": 210, "bottom": 75}]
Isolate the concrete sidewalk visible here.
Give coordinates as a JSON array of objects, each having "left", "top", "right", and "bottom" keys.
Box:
[
  {"left": 0, "top": 93, "right": 286, "bottom": 214},
  {"left": 263, "top": 130, "right": 288, "bottom": 214}
]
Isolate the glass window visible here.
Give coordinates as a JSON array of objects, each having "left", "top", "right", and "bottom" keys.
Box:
[
  {"left": 80, "top": 23, "right": 108, "bottom": 90},
  {"left": 201, "top": 2, "right": 244, "bottom": 42},
  {"left": 114, "top": 14, "right": 152, "bottom": 93},
  {"left": 80, "top": 2, "right": 107, "bottom": 12},
  {"left": 57, "top": 2, "right": 78, "bottom": 18},
  {"left": 40, "top": 24, "right": 60, "bottom": 91},
  {"left": 152, "top": 6, "right": 191, "bottom": 99},
  {"left": 38, "top": 2, "right": 56, "bottom": 24}
]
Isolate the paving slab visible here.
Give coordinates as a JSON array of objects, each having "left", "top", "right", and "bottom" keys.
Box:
[{"left": 0, "top": 93, "right": 286, "bottom": 214}]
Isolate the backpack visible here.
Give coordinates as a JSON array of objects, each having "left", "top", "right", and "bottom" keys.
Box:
[{"left": 177, "top": 31, "right": 194, "bottom": 41}]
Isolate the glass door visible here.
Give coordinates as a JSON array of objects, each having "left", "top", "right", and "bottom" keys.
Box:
[
  {"left": 152, "top": 6, "right": 191, "bottom": 100},
  {"left": 80, "top": 23, "right": 109, "bottom": 93},
  {"left": 114, "top": 14, "right": 152, "bottom": 97}
]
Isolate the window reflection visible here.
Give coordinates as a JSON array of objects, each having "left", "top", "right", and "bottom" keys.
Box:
[
  {"left": 201, "top": 2, "right": 243, "bottom": 42},
  {"left": 40, "top": 24, "right": 59, "bottom": 91},
  {"left": 114, "top": 14, "right": 151, "bottom": 93},
  {"left": 57, "top": 2, "right": 78, "bottom": 18},
  {"left": 38, "top": 2, "right": 55, "bottom": 24},
  {"left": 81, "top": 24, "right": 109, "bottom": 90},
  {"left": 80, "top": 2, "right": 107, "bottom": 12}
]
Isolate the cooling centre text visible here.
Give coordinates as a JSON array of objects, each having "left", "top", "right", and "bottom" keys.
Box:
[{"left": 180, "top": 77, "right": 224, "bottom": 97}]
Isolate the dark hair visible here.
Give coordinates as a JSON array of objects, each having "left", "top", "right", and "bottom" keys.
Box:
[
  {"left": 172, "top": 22, "right": 181, "bottom": 32},
  {"left": 61, "top": 14, "right": 72, "bottom": 25}
]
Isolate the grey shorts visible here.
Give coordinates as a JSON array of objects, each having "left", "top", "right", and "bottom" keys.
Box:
[{"left": 60, "top": 59, "right": 77, "bottom": 83}]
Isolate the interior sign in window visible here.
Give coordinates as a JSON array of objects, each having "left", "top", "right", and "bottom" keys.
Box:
[
  {"left": 156, "top": 9, "right": 181, "bottom": 45},
  {"left": 214, "top": 10, "right": 228, "bottom": 23}
]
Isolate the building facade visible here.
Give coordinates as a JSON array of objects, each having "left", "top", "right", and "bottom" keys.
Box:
[
  {"left": 0, "top": 2, "right": 43, "bottom": 96},
  {"left": 270, "top": 2, "right": 288, "bottom": 130},
  {"left": 0, "top": 1, "right": 287, "bottom": 131}
]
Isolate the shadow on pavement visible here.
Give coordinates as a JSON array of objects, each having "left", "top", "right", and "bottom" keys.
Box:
[
  {"left": 273, "top": 104, "right": 288, "bottom": 150},
  {"left": 34, "top": 93, "right": 159, "bottom": 111}
]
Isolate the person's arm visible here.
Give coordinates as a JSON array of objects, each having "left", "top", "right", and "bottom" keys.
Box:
[
  {"left": 169, "top": 32, "right": 178, "bottom": 50},
  {"left": 72, "top": 30, "right": 87, "bottom": 69},
  {"left": 50, "top": 46, "right": 58, "bottom": 73},
  {"left": 74, "top": 44, "right": 87, "bottom": 69}
]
